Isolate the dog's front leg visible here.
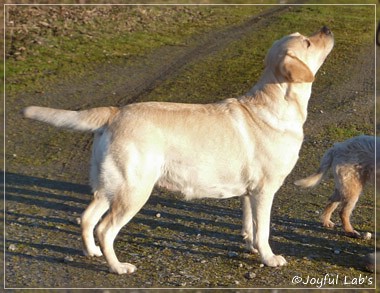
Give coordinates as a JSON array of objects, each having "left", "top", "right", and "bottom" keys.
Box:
[
  {"left": 249, "top": 189, "right": 287, "bottom": 267},
  {"left": 241, "top": 195, "right": 258, "bottom": 253}
]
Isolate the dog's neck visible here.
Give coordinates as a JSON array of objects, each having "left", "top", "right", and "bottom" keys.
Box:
[{"left": 243, "top": 69, "right": 313, "bottom": 124}]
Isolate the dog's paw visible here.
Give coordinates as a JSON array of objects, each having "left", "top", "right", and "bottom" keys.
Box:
[
  {"left": 244, "top": 242, "right": 259, "bottom": 254},
  {"left": 83, "top": 245, "right": 103, "bottom": 257},
  {"left": 262, "top": 254, "right": 287, "bottom": 267},
  {"left": 242, "top": 231, "right": 259, "bottom": 254},
  {"left": 322, "top": 220, "right": 335, "bottom": 228},
  {"left": 109, "top": 262, "right": 137, "bottom": 275},
  {"left": 242, "top": 237, "right": 259, "bottom": 254},
  {"left": 247, "top": 246, "right": 259, "bottom": 254}
]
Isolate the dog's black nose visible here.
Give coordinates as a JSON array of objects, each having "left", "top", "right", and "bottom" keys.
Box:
[{"left": 321, "top": 26, "right": 331, "bottom": 35}]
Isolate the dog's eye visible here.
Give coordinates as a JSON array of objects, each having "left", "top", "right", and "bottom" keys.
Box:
[{"left": 304, "top": 39, "right": 311, "bottom": 48}]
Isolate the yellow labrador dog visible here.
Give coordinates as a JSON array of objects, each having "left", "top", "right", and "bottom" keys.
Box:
[{"left": 23, "top": 26, "right": 334, "bottom": 274}]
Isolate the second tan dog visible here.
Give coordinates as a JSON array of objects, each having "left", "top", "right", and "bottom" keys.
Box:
[
  {"left": 23, "top": 27, "right": 334, "bottom": 274},
  {"left": 295, "top": 135, "right": 377, "bottom": 238}
]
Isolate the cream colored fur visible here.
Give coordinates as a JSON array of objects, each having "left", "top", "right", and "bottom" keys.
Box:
[{"left": 23, "top": 27, "right": 334, "bottom": 274}]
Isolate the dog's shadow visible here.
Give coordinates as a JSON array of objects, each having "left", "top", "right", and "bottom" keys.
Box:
[
  {"left": 4, "top": 171, "right": 374, "bottom": 275},
  {"left": 270, "top": 215, "right": 374, "bottom": 270}
]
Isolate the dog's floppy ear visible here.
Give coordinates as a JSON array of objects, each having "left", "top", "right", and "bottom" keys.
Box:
[{"left": 278, "top": 52, "right": 314, "bottom": 83}]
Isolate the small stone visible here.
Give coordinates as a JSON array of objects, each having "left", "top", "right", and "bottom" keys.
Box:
[
  {"left": 235, "top": 280, "right": 240, "bottom": 285},
  {"left": 334, "top": 249, "right": 341, "bottom": 255},
  {"left": 63, "top": 256, "right": 74, "bottom": 262},
  {"left": 8, "top": 244, "right": 16, "bottom": 251},
  {"left": 259, "top": 264, "right": 264, "bottom": 268},
  {"left": 363, "top": 232, "right": 372, "bottom": 240},
  {"left": 76, "top": 217, "right": 81, "bottom": 225},
  {"left": 244, "top": 272, "right": 256, "bottom": 279},
  {"left": 238, "top": 263, "right": 244, "bottom": 268},
  {"left": 156, "top": 213, "right": 161, "bottom": 218},
  {"left": 228, "top": 251, "right": 238, "bottom": 258}
]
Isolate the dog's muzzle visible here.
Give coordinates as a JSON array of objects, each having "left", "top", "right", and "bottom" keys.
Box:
[{"left": 321, "top": 26, "right": 332, "bottom": 35}]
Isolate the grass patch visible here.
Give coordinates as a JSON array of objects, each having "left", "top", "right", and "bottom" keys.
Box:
[
  {"left": 324, "top": 124, "right": 368, "bottom": 141},
  {"left": 145, "top": 5, "right": 374, "bottom": 104},
  {"left": 5, "top": 5, "right": 266, "bottom": 96}
]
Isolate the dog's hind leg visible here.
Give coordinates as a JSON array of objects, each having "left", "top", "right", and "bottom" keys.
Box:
[
  {"left": 339, "top": 179, "right": 362, "bottom": 238},
  {"left": 321, "top": 189, "right": 341, "bottom": 228},
  {"left": 81, "top": 190, "right": 109, "bottom": 257},
  {"left": 96, "top": 184, "right": 154, "bottom": 274},
  {"left": 339, "top": 197, "right": 361, "bottom": 238}
]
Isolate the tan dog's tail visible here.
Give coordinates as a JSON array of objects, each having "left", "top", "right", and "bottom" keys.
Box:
[
  {"left": 295, "top": 147, "right": 334, "bottom": 188},
  {"left": 23, "top": 106, "right": 119, "bottom": 132}
]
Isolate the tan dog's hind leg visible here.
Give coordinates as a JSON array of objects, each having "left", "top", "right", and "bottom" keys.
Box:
[
  {"left": 339, "top": 180, "right": 362, "bottom": 238},
  {"left": 321, "top": 189, "right": 341, "bottom": 228},
  {"left": 96, "top": 184, "right": 154, "bottom": 274},
  {"left": 81, "top": 191, "right": 109, "bottom": 257}
]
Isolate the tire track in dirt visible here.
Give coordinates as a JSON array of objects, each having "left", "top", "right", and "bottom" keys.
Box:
[
  {"left": 48, "top": 6, "right": 290, "bottom": 109},
  {"left": 112, "top": 5, "right": 291, "bottom": 106},
  {"left": 32, "top": 6, "right": 290, "bottom": 111}
]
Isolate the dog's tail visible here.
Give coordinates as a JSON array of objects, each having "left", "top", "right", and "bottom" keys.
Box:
[
  {"left": 23, "top": 106, "right": 119, "bottom": 132},
  {"left": 294, "top": 147, "right": 334, "bottom": 188}
]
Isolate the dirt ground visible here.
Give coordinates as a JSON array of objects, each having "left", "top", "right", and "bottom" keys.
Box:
[{"left": 3, "top": 4, "right": 377, "bottom": 290}]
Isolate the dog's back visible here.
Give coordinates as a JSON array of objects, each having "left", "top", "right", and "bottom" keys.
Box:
[
  {"left": 295, "top": 135, "right": 376, "bottom": 188},
  {"left": 295, "top": 135, "right": 376, "bottom": 238}
]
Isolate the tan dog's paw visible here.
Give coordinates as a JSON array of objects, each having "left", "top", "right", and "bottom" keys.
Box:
[
  {"left": 243, "top": 237, "right": 258, "bottom": 254},
  {"left": 247, "top": 245, "right": 259, "bottom": 254},
  {"left": 263, "top": 254, "right": 287, "bottom": 267},
  {"left": 322, "top": 220, "right": 335, "bottom": 228},
  {"left": 110, "top": 262, "right": 137, "bottom": 274},
  {"left": 83, "top": 245, "right": 103, "bottom": 257}
]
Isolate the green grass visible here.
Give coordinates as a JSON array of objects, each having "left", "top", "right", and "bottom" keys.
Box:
[
  {"left": 5, "top": 6, "right": 266, "bottom": 96},
  {"left": 324, "top": 125, "right": 367, "bottom": 141},
  {"left": 6, "top": 5, "right": 375, "bottom": 100},
  {"left": 145, "top": 5, "right": 374, "bottom": 104}
]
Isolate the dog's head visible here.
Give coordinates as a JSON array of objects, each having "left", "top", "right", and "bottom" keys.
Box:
[{"left": 265, "top": 26, "right": 334, "bottom": 83}]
